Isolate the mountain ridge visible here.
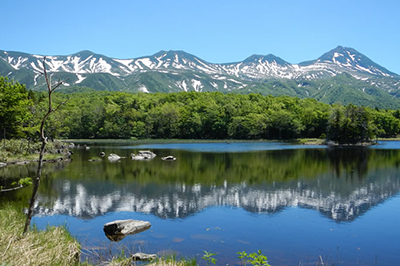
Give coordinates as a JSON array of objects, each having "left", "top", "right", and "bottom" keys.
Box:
[{"left": 1, "top": 46, "right": 400, "bottom": 108}]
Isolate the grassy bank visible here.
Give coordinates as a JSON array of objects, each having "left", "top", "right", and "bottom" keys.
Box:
[
  {"left": 0, "top": 204, "right": 195, "bottom": 266},
  {"left": 0, "top": 139, "right": 70, "bottom": 164},
  {"left": 0, "top": 204, "right": 80, "bottom": 266}
]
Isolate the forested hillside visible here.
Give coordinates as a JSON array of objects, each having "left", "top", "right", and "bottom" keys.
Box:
[{"left": 2, "top": 77, "right": 400, "bottom": 143}]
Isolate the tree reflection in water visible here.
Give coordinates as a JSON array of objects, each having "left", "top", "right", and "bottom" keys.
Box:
[{"left": 10, "top": 143, "right": 398, "bottom": 222}]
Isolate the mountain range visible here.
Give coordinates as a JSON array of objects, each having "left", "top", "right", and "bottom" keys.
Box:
[{"left": 1, "top": 46, "right": 400, "bottom": 108}]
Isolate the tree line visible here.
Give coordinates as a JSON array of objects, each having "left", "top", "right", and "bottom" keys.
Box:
[{"left": 2, "top": 76, "right": 400, "bottom": 144}]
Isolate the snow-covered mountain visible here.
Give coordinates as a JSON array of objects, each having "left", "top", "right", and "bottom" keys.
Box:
[{"left": 1, "top": 46, "right": 400, "bottom": 107}]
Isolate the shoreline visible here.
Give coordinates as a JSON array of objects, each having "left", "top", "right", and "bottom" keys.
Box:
[{"left": 2, "top": 138, "right": 388, "bottom": 167}]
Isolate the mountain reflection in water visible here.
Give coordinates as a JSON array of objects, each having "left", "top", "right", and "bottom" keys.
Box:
[{"left": 28, "top": 143, "right": 400, "bottom": 223}]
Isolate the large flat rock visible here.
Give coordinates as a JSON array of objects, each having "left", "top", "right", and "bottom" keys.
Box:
[{"left": 103, "top": 219, "right": 151, "bottom": 242}]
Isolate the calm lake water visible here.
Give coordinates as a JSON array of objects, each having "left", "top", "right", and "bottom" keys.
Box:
[{"left": 2, "top": 141, "right": 400, "bottom": 265}]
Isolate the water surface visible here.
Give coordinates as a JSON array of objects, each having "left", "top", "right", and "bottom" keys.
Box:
[{"left": 3, "top": 141, "right": 400, "bottom": 265}]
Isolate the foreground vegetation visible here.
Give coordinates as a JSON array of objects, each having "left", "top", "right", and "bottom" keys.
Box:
[
  {"left": 0, "top": 204, "right": 80, "bottom": 266},
  {"left": 2, "top": 76, "right": 400, "bottom": 144},
  {"left": 0, "top": 139, "right": 70, "bottom": 163},
  {"left": 0, "top": 204, "right": 271, "bottom": 266},
  {"left": 0, "top": 203, "right": 195, "bottom": 266}
]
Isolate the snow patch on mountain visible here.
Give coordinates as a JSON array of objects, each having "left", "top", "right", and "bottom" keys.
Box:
[
  {"left": 191, "top": 79, "right": 203, "bottom": 92},
  {"left": 136, "top": 58, "right": 154, "bottom": 69},
  {"left": 347, "top": 51, "right": 356, "bottom": 62},
  {"left": 75, "top": 73, "right": 86, "bottom": 84},
  {"left": 7, "top": 56, "right": 28, "bottom": 70},
  {"left": 34, "top": 73, "right": 40, "bottom": 86},
  {"left": 228, "top": 78, "right": 244, "bottom": 84},
  {"left": 177, "top": 80, "right": 188, "bottom": 91},
  {"left": 30, "top": 61, "right": 43, "bottom": 73},
  {"left": 138, "top": 85, "right": 149, "bottom": 93}
]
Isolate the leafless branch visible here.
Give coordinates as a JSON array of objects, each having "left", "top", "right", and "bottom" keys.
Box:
[
  {"left": 51, "top": 79, "right": 64, "bottom": 92},
  {"left": 23, "top": 56, "right": 68, "bottom": 235},
  {"left": 0, "top": 184, "right": 23, "bottom": 193},
  {"left": 53, "top": 97, "right": 70, "bottom": 113}
]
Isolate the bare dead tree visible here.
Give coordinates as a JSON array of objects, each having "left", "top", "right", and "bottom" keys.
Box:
[{"left": 23, "top": 57, "right": 68, "bottom": 234}]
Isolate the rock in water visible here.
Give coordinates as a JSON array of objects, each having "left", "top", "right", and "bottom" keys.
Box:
[
  {"left": 161, "top": 155, "right": 176, "bottom": 161},
  {"left": 103, "top": 219, "right": 151, "bottom": 242},
  {"left": 107, "top": 153, "right": 121, "bottom": 162}
]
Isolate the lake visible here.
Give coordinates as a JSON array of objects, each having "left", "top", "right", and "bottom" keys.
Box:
[{"left": 2, "top": 141, "right": 400, "bottom": 265}]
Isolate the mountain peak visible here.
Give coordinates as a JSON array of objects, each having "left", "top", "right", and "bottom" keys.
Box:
[
  {"left": 72, "top": 50, "right": 94, "bottom": 56},
  {"left": 71, "top": 50, "right": 111, "bottom": 60},
  {"left": 153, "top": 50, "right": 195, "bottom": 59},
  {"left": 317, "top": 46, "right": 360, "bottom": 63},
  {"left": 243, "top": 54, "right": 289, "bottom": 66},
  {"left": 298, "top": 46, "right": 397, "bottom": 77}
]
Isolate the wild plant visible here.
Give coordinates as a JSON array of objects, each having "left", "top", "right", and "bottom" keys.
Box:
[
  {"left": 237, "top": 250, "right": 271, "bottom": 266},
  {"left": 202, "top": 251, "right": 217, "bottom": 265}
]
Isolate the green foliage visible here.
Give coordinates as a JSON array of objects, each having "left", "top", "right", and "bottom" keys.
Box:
[
  {"left": 2, "top": 78, "right": 400, "bottom": 143},
  {"left": 237, "top": 250, "right": 271, "bottom": 266},
  {"left": 11, "top": 177, "right": 33, "bottom": 187},
  {"left": 202, "top": 251, "right": 217, "bottom": 265},
  {"left": 41, "top": 91, "right": 400, "bottom": 142},
  {"left": 0, "top": 77, "right": 33, "bottom": 138},
  {"left": 327, "top": 104, "right": 376, "bottom": 144}
]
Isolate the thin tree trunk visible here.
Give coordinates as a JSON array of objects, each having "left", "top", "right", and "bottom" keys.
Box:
[
  {"left": 23, "top": 141, "right": 45, "bottom": 234},
  {"left": 22, "top": 57, "right": 66, "bottom": 235}
]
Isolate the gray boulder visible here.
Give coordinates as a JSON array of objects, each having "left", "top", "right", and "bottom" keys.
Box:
[{"left": 103, "top": 219, "right": 151, "bottom": 242}]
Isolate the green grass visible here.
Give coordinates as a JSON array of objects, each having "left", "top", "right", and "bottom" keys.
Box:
[
  {"left": 295, "top": 138, "right": 325, "bottom": 145},
  {"left": 0, "top": 139, "right": 70, "bottom": 163},
  {"left": 0, "top": 203, "right": 195, "bottom": 266},
  {"left": 0, "top": 203, "right": 80, "bottom": 266}
]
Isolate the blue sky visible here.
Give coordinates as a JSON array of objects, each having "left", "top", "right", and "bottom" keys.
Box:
[{"left": 2, "top": 0, "right": 400, "bottom": 74}]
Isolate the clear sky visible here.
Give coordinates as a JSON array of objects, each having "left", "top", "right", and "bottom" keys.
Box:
[{"left": 2, "top": 0, "right": 400, "bottom": 74}]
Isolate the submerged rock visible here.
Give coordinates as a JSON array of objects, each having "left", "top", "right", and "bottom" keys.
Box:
[
  {"left": 131, "top": 150, "right": 157, "bottom": 160},
  {"left": 161, "top": 155, "right": 176, "bottom": 161},
  {"left": 103, "top": 219, "right": 151, "bottom": 242},
  {"left": 88, "top": 158, "right": 102, "bottom": 162},
  {"left": 107, "top": 153, "right": 121, "bottom": 162},
  {"left": 138, "top": 150, "right": 156, "bottom": 159},
  {"left": 130, "top": 153, "right": 150, "bottom": 160}
]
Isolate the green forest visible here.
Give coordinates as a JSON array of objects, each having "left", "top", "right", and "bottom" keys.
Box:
[{"left": 2, "top": 76, "right": 400, "bottom": 144}]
